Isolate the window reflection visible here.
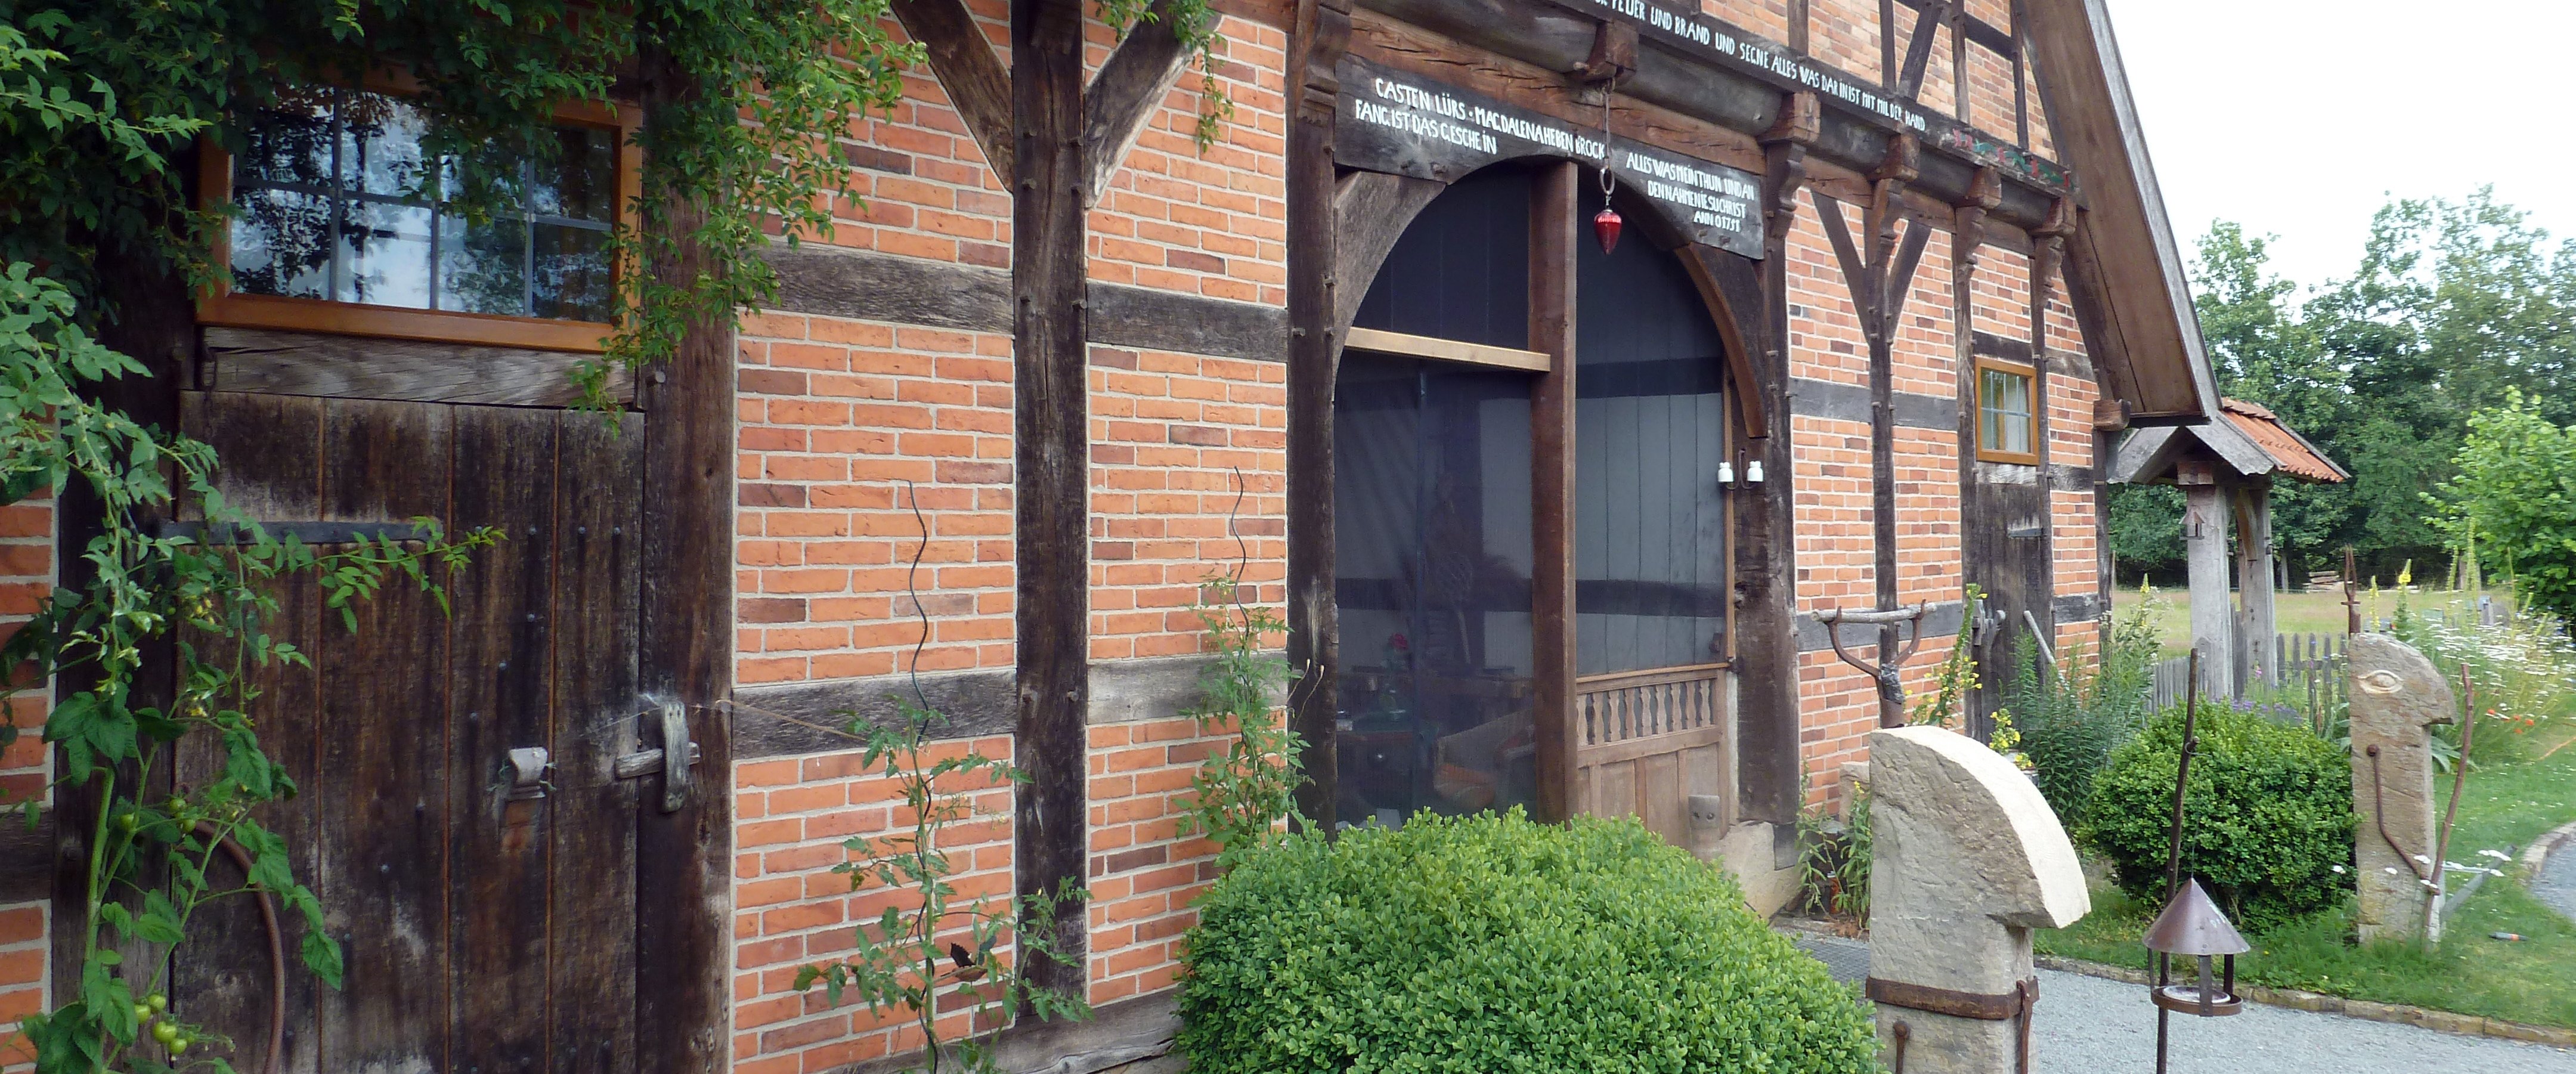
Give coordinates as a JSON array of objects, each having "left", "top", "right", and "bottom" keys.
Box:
[
  {"left": 229, "top": 91, "right": 619, "bottom": 322},
  {"left": 1980, "top": 364, "right": 2035, "bottom": 457}
]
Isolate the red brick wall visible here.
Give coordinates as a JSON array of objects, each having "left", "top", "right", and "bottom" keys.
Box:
[
  {"left": 735, "top": 312, "right": 1020, "bottom": 685},
  {"left": 730, "top": 739, "right": 1019, "bottom": 1074},
  {"left": 727, "top": 0, "right": 2098, "bottom": 1056},
  {"left": 0, "top": 493, "right": 48, "bottom": 1070}
]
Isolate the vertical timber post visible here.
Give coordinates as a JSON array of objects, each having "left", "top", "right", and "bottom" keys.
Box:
[
  {"left": 1531, "top": 160, "right": 1580, "bottom": 823},
  {"left": 2235, "top": 486, "right": 2275, "bottom": 689},
  {"left": 634, "top": 50, "right": 738, "bottom": 1074},
  {"left": 1736, "top": 92, "right": 1815, "bottom": 826},
  {"left": 1013, "top": 0, "right": 1091, "bottom": 996},
  {"left": 2178, "top": 460, "right": 2233, "bottom": 701},
  {"left": 1285, "top": 0, "right": 1352, "bottom": 828}
]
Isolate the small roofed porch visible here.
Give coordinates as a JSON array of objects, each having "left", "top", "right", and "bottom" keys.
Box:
[{"left": 2109, "top": 398, "right": 2349, "bottom": 698}]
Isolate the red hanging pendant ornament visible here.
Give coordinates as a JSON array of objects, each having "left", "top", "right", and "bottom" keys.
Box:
[{"left": 1592, "top": 71, "right": 1623, "bottom": 255}]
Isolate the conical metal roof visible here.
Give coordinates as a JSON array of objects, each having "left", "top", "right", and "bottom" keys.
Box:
[{"left": 2142, "top": 878, "right": 2250, "bottom": 956}]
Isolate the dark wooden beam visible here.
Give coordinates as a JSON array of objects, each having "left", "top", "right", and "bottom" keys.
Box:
[
  {"left": 1013, "top": 0, "right": 1091, "bottom": 999},
  {"left": 1735, "top": 97, "right": 1813, "bottom": 826},
  {"left": 1285, "top": 0, "right": 1352, "bottom": 828},
  {"left": 1529, "top": 160, "right": 1578, "bottom": 824},
  {"left": 1894, "top": 0, "right": 1950, "bottom": 100},
  {"left": 633, "top": 45, "right": 738, "bottom": 1074},
  {"left": 891, "top": 0, "right": 1018, "bottom": 184},
  {"left": 1788, "top": 0, "right": 1809, "bottom": 53},
  {"left": 1880, "top": 0, "right": 1898, "bottom": 87},
  {"left": 0, "top": 810, "right": 55, "bottom": 903},
  {"left": 1083, "top": 0, "right": 1197, "bottom": 206},
  {"left": 760, "top": 243, "right": 1291, "bottom": 361},
  {"left": 1330, "top": 170, "right": 1447, "bottom": 332},
  {"left": 1896, "top": 0, "right": 2016, "bottom": 53},
  {"left": 1815, "top": 135, "right": 1933, "bottom": 729}
]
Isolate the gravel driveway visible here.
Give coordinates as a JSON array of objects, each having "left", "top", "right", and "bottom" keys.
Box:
[{"left": 1790, "top": 931, "right": 2576, "bottom": 1072}]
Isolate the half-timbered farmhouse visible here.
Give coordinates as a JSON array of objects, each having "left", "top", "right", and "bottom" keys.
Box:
[{"left": 0, "top": 0, "right": 2221, "bottom": 1069}]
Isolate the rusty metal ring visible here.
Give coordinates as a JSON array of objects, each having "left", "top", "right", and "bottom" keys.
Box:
[{"left": 196, "top": 822, "right": 286, "bottom": 1074}]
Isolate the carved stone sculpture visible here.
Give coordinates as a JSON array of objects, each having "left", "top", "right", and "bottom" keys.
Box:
[
  {"left": 2348, "top": 633, "right": 2452, "bottom": 943},
  {"left": 1866, "top": 726, "right": 2089, "bottom": 1074}
]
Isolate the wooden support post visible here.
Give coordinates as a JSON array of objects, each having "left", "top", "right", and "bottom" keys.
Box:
[
  {"left": 1531, "top": 160, "right": 1580, "bottom": 824},
  {"left": 1013, "top": 0, "right": 1091, "bottom": 996},
  {"left": 1735, "top": 92, "right": 1816, "bottom": 825},
  {"left": 1285, "top": 0, "right": 1351, "bottom": 828},
  {"left": 1950, "top": 168, "right": 1998, "bottom": 691},
  {"left": 633, "top": 49, "right": 738, "bottom": 1074},
  {"left": 1819, "top": 135, "right": 1927, "bottom": 728},
  {"left": 2178, "top": 463, "right": 2233, "bottom": 701},
  {"left": 2234, "top": 486, "right": 2276, "bottom": 690}
]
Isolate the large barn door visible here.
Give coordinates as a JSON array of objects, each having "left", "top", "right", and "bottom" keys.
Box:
[{"left": 168, "top": 391, "right": 649, "bottom": 1074}]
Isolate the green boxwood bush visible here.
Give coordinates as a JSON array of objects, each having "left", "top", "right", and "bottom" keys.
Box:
[
  {"left": 2083, "top": 703, "right": 2356, "bottom": 931},
  {"left": 1176, "top": 810, "right": 1879, "bottom": 1074}
]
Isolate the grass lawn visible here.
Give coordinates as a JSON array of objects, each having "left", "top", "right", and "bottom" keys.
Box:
[
  {"left": 2111, "top": 584, "right": 2510, "bottom": 656},
  {"left": 2034, "top": 720, "right": 2576, "bottom": 1029}
]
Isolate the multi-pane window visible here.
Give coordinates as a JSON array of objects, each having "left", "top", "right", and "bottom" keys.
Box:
[
  {"left": 1977, "top": 357, "right": 2038, "bottom": 463},
  {"left": 227, "top": 90, "right": 620, "bottom": 323}
]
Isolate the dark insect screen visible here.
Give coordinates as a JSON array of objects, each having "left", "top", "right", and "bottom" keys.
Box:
[{"left": 1334, "top": 354, "right": 1538, "bottom": 825}]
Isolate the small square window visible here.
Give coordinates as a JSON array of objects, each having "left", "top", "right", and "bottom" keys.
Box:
[{"left": 1976, "top": 357, "right": 2038, "bottom": 465}]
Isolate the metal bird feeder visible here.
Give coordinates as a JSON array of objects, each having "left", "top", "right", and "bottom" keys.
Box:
[{"left": 2144, "top": 648, "right": 2251, "bottom": 1073}]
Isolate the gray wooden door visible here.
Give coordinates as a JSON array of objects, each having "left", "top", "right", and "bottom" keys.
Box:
[{"left": 169, "top": 391, "right": 647, "bottom": 1074}]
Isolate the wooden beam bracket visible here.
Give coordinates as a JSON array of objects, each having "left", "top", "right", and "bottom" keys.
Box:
[
  {"left": 1082, "top": 0, "right": 1199, "bottom": 207},
  {"left": 1570, "top": 20, "right": 1638, "bottom": 85},
  {"left": 890, "top": 0, "right": 1017, "bottom": 185}
]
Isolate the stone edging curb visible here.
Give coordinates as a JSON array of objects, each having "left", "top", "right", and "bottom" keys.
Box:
[
  {"left": 2033, "top": 955, "right": 2576, "bottom": 1050},
  {"left": 2517, "top": 819, "right": 2576, "bottom": 883}
]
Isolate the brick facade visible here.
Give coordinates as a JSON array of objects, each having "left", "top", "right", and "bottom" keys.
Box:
[{"left": 2, "top": 0, "right": 2136, "bottom": 1067}]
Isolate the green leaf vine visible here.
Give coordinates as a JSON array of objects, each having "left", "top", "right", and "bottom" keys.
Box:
[
  {"left": 1175, "top": 574, "right": 1302, "bottom": 865},
  {"left": 0, "top": 264, "right": 500, "bottom": 1071},
  {"left": 5, "top": 0, "right": 1246, "bottom": 1067},
  {"left": 792, "top": 698, "right": 1091, "bottom": 1074}
]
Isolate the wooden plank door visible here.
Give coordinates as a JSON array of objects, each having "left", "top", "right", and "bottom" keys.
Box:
[
  {"left": 1968, "top": 464, "right": 2051, "bottom": 731},
  {"left": 168, "top": 391, "right": 648, "bottom": 1074}
]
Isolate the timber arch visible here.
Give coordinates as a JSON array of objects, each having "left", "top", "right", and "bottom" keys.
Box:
[{"left": 1312, "top": 156, "right": 1784, "bottom": 847}]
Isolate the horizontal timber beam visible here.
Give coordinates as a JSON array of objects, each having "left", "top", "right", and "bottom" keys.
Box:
[
  {"left": 760, "top": 244, "right": 1288, "bottom": 363},
  {"left": 1345, "top": 327, "right": 1552, "bottom": 371}
]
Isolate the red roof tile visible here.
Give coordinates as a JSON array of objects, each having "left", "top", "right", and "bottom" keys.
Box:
[{"left": 2219, "top": 398, "right": 2345, "bottom": 483}]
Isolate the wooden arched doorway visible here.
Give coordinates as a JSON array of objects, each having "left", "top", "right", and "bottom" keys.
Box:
[{"left": 1323, "top": 159, "right": 1761, "bottom": 846}]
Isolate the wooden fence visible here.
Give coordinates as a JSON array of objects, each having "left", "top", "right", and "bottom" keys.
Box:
[{"left": 2148, "top": 632, "right": 2347, "bottom": 726}]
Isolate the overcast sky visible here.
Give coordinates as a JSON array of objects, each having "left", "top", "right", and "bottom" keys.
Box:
[{"left": 2100, "top": 0, "right": 2576, "bottom": 294}]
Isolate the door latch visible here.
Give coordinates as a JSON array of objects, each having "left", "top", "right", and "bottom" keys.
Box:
[
  {"left": 506, "top": 747, "right": 552, "bottom": 801},
  {"left": 612, "top": 700, "right": 698, "bottom": 813}
]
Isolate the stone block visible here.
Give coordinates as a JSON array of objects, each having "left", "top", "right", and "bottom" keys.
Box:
[
  {"left": 2347, "top": 634, "right": 2452, "bottom": 943},
  {"left": 1866, "top": 727, "right": 2089, "bottom": 1074}
]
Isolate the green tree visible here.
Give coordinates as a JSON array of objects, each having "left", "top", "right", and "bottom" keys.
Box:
[
  {"left": 2436, "top": 392, "right": 2576, "bottom": 627},
  {"left": 2190, "top": 223, "right": 2352, "bottom": 573}
]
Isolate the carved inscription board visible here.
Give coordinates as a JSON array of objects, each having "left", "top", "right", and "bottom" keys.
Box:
[
  {"left": 1336, "top": 57, "right": 1766, "bottom": 259},
  {"left": 1534, "top": 0, "right": 2072, "bottom": 192}
]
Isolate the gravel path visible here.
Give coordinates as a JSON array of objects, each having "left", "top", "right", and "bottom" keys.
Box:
[
  {"left": 2538, "top": 841, "right": 2576, "bottom": 921},
  {"left": 1789, "top": 932, "right": 2576, "bottom": 1072}
]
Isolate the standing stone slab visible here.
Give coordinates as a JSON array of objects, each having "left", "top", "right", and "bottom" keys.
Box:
[
  {"left": 1867, "top": 727, "right": 2089, "bottom": 1074},
  {"left": 2348, "top": 633, "right": 2451, "bottom": 943}
]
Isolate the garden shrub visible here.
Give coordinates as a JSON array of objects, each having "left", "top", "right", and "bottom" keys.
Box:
[
  {"left": 2083, "top": 703, "right": 2356, "bottom": 931},
  {"left": 2008, "top": 602, "right": 2162, "bottom": 818},
  {"left": 1178, "top": 810, "right": 1880, "bottom": 1074}
]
